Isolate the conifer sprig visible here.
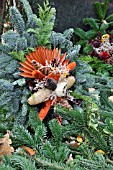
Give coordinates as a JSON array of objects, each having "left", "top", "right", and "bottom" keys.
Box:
[{"left": 27, "top": 0, "right": 56, "bottom": 47}]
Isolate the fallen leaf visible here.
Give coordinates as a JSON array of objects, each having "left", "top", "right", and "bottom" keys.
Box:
[
  {"left": 108, "top": 96, "right": 113, "bottom": 103},
  {"left": 77, "top": 135, "right": 83, "bottom": 143},
  {"left": 95, "top": 150, "right": 105, "bottom": 155},
  {"left": 0, "top": 131, "right": 14, "bottom": 160},
  {"left": 20, "top": 146, "right": 35, "bottom": 156},
  {"left": 66, "top": 154, "right": 73, "bottom": 164},
  {"left": 70, "top": 141, "right": 80, "bottom": 148}
]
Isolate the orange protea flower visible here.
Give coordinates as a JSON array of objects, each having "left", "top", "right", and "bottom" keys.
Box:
[
  {"left": 19, "top": 46, "right": 76, "bottom": 81},
  {"left": 19, "top": 46, "right": 76, "bottom": 121}
]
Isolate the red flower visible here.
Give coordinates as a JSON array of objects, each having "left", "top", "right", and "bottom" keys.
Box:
[{"left": 99, "top": 51, "right": 109, "bottom": 61}]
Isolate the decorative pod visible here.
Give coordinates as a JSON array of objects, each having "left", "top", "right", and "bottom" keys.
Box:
[
  {"left": 28, "top": 88, "right": 51, "bottom": 105},
  {"left": 66, "top": 76, "right": 75, "bottom": 89}
]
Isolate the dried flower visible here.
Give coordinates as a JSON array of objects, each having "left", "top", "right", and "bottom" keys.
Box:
[
  {"left": 19, "top": 46, "right": 76, "bottom": 120},
  {"left": 101, "top": 34, "right": 109, "bottom": 43}
]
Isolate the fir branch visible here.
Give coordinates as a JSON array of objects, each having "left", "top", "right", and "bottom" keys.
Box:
[
  {"left": 28, "top": 108, "right": 42, "bottom": 131},
  {"left": 50, "top": 30, "right": 75, "bottom": 51},
  {"left": 0, "top": 92, "right": 12, "bottom": 107},
  {"left": 78, "top": 143, "right": 93, "bottom": 160},
  {"left": 1, "top": 30, "right": 20, "bottom": 50},
  {"left": 74, "top": 28, "right": 87, "bottom": 40},
  {"left": 63, "top": 28, "right": 74, "bottom": 40},
  {"left": 78, "top": 154, "right": 108, "bottom": 170},
  {"left": 94, "top": 1, "right": 104, "bottom": 20},
  {"left": 34, "top": 125, "right": 47, "bottom": 145},
  {"left": 86, "top": 30, "right": 97, "bottom": 40},
  {"left": 106, "top": 14, "right": 113, "bottom": 22},
  {"left": 103, "top": 118, "right": 113, "bottom": 136},
  {"left": 66, "top": 45, "right": 81, "bottom": 59},
  {"left": 13, "top": 125, "right": 35, "bottom": 147},
  {"left": 20, "top": 0, "right": 33, "bottom": 17},
  {"left": 11, "top": 155, "right": 37, "bottom": 170},
  {"left": 0, "top": 79, "right": 14, "bottom": 91},
  {"left": 0, "top": 166, "right": 15, "bottom": 170},
  {"left": 49, "top": 119, "right": 62, "bottom": 146},
  {"left": 100, "top": 23, "right": 109, "bottom": 31},
  {"left": 83, "top": 18, "right": 99, "bottom": 31},
  {"left": 42, "top": 141, "right": 70, "bottom": 163},
  {"left": 9, "top": 6, "right": 26, "bottom": 34},
  {"left": 102, "top": 0, "right": 110, "bottom": 19},
  {"left": 33, "top": 156, "right": 70, "bottom": 170}
]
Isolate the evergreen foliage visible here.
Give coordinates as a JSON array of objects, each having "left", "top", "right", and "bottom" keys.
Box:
[
  {"left": 10, "top": 6, "right": 26, "bottom": 34},
  {"left": 27, "top": 0, "right": 56, "bottom": 47},
  {"left": 1, "top": 0, "right": 113, "bottom": 169},
  {"left": 79, "top": 55, "right": 113, "bottom": 76},
  {"left": 20, "top": 0, "right": 33, "bottom": 17},
  {"left": 74, "top": 0, "right": 113, "bottom": 54}
]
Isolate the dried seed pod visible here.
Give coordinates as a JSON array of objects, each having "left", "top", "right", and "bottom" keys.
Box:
[
  {"left": 55, "top": 81, "right": 67, "bottom": 97},
  {"left": 66, "top": 76, "right": 75, "bottom": 89},
  {"left": 28, "top": 88, "right": 51, "bottom": 105}
]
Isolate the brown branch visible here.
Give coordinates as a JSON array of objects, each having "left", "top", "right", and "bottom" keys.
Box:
[
  {"left": 2, "top": 0, "right": 7, "bottom": 19},
  {"left": 0, "top": 0, "right": 7, "bottom": 35}
]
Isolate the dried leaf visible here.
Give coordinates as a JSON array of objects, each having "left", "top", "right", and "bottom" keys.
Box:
[
  {"left": 66, "top": 154, "right": 73, "bottom": 164},
  {"left": 20, "top": 146, "right": 35, "bottom": 156},
  {"left": 70, "top": 141, "right": 80, "bottom": 148},
  {"left": 95, "top": 150, "right": 105, "bottom": 155},
  {"left": 77, "top": 135, "right": 83, "bottom": 143},
  {"left": 108, "top": 96, "right": 113, "bottom": 103},
  {"left": 0, "top": 131, "right": 14, "bottom": 160},
  {"left": 66, "top": 141, "right": 80, "bottom": 148}
]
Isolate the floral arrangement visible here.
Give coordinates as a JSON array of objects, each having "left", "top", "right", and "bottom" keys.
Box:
[
  {"left": 1, "top": 0, "right": 113, "bottom": 169},
  {"left": 19, "top": 46, "right": 76, "bottom": 121},
  {"left": 89, "top": 33, "right": 113, "bottom": 65}
]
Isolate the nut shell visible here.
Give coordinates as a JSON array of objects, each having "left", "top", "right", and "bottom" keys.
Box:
[
  {"left": 66, "top": 76, "right": 75, "bottom": 89},
  {"left": 28, "top": 88, "right": 51, "bottom": 105}
]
